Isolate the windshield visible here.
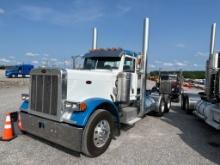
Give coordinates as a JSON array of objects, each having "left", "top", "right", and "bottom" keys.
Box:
[
  {"left": 83, "top": 57, "right": 121, "bottom": 70},
  {"left": 7, "top": 66, "right": 18, "bottom": 70},
  {"left": 161, "top": 74, "right": 177, "bottom": 81}
]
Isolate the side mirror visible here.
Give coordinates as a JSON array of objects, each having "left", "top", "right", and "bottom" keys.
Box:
[{"left": 136, "top": 58, "right": 141, "bottom": 71}]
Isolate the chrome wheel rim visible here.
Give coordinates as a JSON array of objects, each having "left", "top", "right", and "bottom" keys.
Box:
[
  {"left": 167, "top": 101, "right": 171, "bottom": 109},
  {"left": 93, "top": 120, "right": 110, "bottom": 148},
  {"left": 161, "top": 102, "right": 165, "bottom": 113}
]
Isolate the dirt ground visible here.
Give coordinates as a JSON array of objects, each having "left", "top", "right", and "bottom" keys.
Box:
[{"left": 0, "top": 70, "right": 29, "bottom": 88}]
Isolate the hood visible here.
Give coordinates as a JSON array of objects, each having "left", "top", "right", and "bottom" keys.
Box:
[{"left": 66, "top": 69, "right": 118, "bottom": 102}]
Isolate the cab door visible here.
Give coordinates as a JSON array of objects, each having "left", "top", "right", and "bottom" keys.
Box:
[{"left": 123, "top": 56, "right": 138, "bottom": 101}]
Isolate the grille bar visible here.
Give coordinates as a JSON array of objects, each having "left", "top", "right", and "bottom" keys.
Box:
[{"left": 30, "top": 74, "right": 58, "bottom": 116}]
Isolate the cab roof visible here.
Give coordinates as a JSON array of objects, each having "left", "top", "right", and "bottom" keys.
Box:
[{"left": 84, "top": 48, "right": 139, "bottom": 58}]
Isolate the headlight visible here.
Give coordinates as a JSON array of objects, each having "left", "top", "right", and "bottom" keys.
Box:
[
  {"left": 64, "top": 101, "right": 78, "bottom": 109},
  {"left": 21, "top": 94, "right": 29, "bottom": 101},
  {"left": 64, "top": 101, "right": 87, "bottom": 112}
]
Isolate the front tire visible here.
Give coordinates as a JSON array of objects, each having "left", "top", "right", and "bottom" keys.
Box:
[
  {"left": 82, "top": 109, "right": 114, "bottom": 157},
  {"left": 157, "top": 98, "right": 166, "bottom": 117},
  {"left": 165, "top": 97, "right": 171, "bottom": 113}
]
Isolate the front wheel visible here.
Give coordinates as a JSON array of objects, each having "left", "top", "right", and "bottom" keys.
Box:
[
  {"left": 165, "top": 97, "right": 171, "bottom": 113},
  {"left": 82, "top": 109, "right": 114, "bottom": 157},
  {"left": 157, "top": 98, "right": 166, "bottom": 117}
]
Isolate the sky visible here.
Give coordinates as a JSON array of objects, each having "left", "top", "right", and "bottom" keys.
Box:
[{"left": 0, "top": 0, "right": 220, "bottom": 70}]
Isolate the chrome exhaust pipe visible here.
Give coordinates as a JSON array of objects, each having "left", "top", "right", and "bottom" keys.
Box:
[
  {"left": 209, "top": 23, "right": 216, "bottom": 57},
  {"left": 92, "top": 27, "right": 97, "bottom": 50},
  {"left": 206, "top": 23, "right": 217, "bottom": 99},
  {"left": 139, "top": 17, "right": 150, "bottom": 117}
]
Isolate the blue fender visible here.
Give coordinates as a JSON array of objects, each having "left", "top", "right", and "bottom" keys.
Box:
[
  {"left": 20, "top": 101, "right": 29, "bottom": 111},
  {"left": 70, "top": 98, "right": 119, "bottom": 127}
]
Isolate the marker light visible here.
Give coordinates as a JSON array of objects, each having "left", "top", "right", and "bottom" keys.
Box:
[
  {"left": 21, "top": 94, "right": 29, "bottom": 101},
  {"left": 79, "top": 102, "right": 87, "bottom": 111}
]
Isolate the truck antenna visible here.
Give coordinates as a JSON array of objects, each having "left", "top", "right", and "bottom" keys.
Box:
[{"left": 92, "top": 27, "right": 97, "bottom": 50}]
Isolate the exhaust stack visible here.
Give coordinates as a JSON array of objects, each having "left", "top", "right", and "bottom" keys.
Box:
[
  {"left": 206, "top": 23, "right": 217, "bottom": 99},
  {"left": 209, "top": 23, "right": 216, "bottom": 57},
  {"left": 139, "top": 17, "right": 150, "bottom": 117},
  {"left": 92, "top": 27, "right": 97, "bottom": 50}
]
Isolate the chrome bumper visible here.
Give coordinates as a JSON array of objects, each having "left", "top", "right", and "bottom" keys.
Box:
[{"left": 20, "top": 112, "right": 83, "bottom": 152}]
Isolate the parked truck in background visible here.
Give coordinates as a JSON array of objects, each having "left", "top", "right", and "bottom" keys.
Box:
[
  {"left": 154, "top": 71, "right": 183, "bottom": 102},
  {"left": 18, "top": 18, "right": 171, "bottom": 157},
  {"left": 181, "top": 23, "right": 220, "bottom": 129},
  {"left": 5, "top": 64, "right": 34, "bottom": 78}
]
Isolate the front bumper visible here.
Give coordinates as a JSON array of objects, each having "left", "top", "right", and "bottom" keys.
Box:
[{"left": 20, "top": 112, "right": 83, "bottom": 152}]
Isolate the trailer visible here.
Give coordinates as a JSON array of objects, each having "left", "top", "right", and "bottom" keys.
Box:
[
  {"left": 18, "top": 18, "right": 171, "bottom": 157},
  {"left": 5, "top": 64, "right": 34, "bottom": 78},
  {"left": 181, "top": 23, "right": 220, "bottom": 129}
]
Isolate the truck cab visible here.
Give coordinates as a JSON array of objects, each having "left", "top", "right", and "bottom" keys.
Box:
[
  {"left": 18, "top": 18, "right": 171, "bottom": 157},
  {"left": 5, "top": 64, "right": 34, "bottom": 78},
  {"left": 181, "top": 23, "right": 220, "bottom": 130}
]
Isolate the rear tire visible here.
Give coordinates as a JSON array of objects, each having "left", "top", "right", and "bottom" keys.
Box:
[
  {"left": 82, "top": 109, "right": 114, "bottom": 157},
  {"left": 181, "top": 95, "right": 186, "bottom": 110},
  {"left": 185, "top": 98, "right": 191, "bottom": 114}
]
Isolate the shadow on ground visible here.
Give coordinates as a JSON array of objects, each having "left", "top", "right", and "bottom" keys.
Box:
[{"left": 162, "top": 103, "right": 220, "bottom": 164}]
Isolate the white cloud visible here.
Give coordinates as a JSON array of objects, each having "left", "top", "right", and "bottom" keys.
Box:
[
  {"left": 0, "top": 58, "right": 10, "bottom": 63},
  {"left": 25, "top": 52, "right": 39, "bottom": 57},
  {"left": 163, "top": 62, "right": 173, "bottom": 66},
  {"left": 0, "top": 8, "right": 5, "bottom": 15},
  {"left": 176, "top": 43, "right": 185, "bottom": 48},
  {"left": 175, "top": 62, "right": 186, "bottom": 66},
  {"left": 32, "top": 60, "right": 39, "bottom": 64},
  {"left": 9, "top": 56, "right": 15, "bottom": 59},
  {"left": 149, "top": 64, "right": 156, "bottom": 68},
  {"left": 50, "top": 58, "right": 58, "bottom": 62},
  {"left": 64, "top": 60, "right": 71, "bottom": 66},
  {"left": 18, "top": 3, "right": 103, "bottom": 25},
  {"left": 193, "top": 64, "right": 199, "bottom": 67},
  {"left": 194, "top": 51, "right": 208, "bottom": 57},
  {"left": 116, "top": 5, "right": 131, "bottom": 15}
]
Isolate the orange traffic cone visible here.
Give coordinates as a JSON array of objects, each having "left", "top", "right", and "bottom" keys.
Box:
[{"left": 0, "top": 113, "right": 14, "bottom": 141}]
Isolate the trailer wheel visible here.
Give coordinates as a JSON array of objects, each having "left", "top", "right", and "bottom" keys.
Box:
[
  {"left": 82, "top": 109, "right": 114, "bottom": 157},
  {"left": 157, "top": 98, "right": 165, "bottom": 116}
]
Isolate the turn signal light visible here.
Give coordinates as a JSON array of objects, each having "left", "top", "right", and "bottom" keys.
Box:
[{"left": 79, "top": 102, "right": 87, "bottom": 111}]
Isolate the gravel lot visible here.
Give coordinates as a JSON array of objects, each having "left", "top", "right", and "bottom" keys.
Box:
[
  {"left": 0, "top": 75, "right": 220, "bottom": 165},
  {"left": 0, "top": 70, "right": 29, "bottom": 87}
]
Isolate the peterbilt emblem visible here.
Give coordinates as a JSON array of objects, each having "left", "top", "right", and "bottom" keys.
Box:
[{"left": 86, "top": 81, "right": 92, "bottom": 84}]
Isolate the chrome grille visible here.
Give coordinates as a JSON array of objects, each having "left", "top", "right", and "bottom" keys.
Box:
[
  {"left": 30, "top": 74, "right": 58, "bottom": 116},
  {"left": 160, "top": 80, "right": 172, "bottom": 94}
]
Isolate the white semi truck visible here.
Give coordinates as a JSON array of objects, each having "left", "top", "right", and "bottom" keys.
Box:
[
  {"left": 181, "top": 23, "right": 220, "bottom": 129},
  {"left": 18, "top": 18, "right": 171, "bottom": 157}
]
